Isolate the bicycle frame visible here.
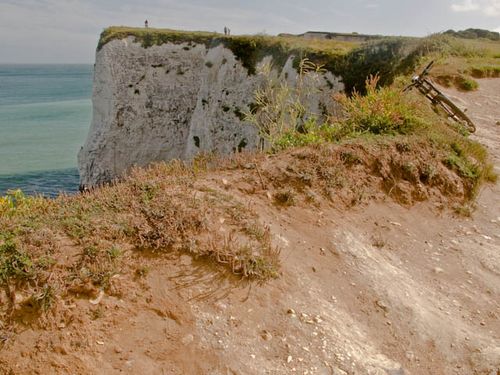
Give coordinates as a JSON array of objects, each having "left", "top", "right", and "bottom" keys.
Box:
[{"left": 404, "top": 61, "right": 476, "bottom": 133}]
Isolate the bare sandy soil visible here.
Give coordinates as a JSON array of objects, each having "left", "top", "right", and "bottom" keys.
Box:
[{"left": 1, "top": 80, "right": 499, "bottom": 375}]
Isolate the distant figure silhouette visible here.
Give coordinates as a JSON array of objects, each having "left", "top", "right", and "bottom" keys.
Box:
[
  {"left": 224, "top": 26, "right": 228, "bottom": 36},
  {"left": 145, "top": 20, "right": 149, "bottom": 28},
  {"left": 228, "top": 28, "right": 231, "bottom": 36}
]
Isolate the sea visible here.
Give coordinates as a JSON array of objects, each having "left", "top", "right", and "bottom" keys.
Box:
[{"left": 0, "top": 64, "right": 93, "bottom": 197}]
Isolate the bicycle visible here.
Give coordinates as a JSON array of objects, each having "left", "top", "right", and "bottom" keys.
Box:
[{"left": 403, "top": 61, "right": 476, "bottom": 133}]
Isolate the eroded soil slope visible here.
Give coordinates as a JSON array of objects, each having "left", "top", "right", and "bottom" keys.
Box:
[{"left": 1, "top": 80, "right": 499, "bottom": 375}]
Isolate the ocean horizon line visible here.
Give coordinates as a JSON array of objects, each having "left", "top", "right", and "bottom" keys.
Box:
[{"left": 0, "top": 62, "right": 93, "bottom": 66}]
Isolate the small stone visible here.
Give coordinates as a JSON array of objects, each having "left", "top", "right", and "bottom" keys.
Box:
[
  {"left": 54, "top": 345, "right": 68, "bottom": 355},
  {"left": 96, "top": 340, "right": 104, "bottom": 345},
  {"left": 250, "top": 354, "right": 256, "bottom": 359},
  {"left": 287, "top": 355, "right": 293, "bottom": 363},
  {"left": 434, "top": 267, "right": 444, "bottom": 274},
  {"left": 313, "top": 315, "right": 323, "bottom": 324},
  {"left": 287, "top": 308, "right": 296, "bottom": 315},
  {"left": 114, "top": 346, "right": 123, "bottom": 354},
  {"left": 376, "top": 300, "right": 389, "bottom": 312},
  {"left": 222, "top": 178, "right": 229, "bottom": 187},
  {"left": 181, "top": 334, "right": 194, "bottom": 345},
  {"left": 261, "top": 330, "right": 273, "bottom": 341},
  {"left": 89, "top": 290, "right": 105, "bottom": 305}
]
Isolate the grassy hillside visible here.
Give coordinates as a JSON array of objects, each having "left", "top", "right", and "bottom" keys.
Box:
[{"left": 1, "top": 27, "right": 498, "bottom": 335}]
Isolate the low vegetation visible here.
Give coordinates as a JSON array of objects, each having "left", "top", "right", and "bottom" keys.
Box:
[
  {"left": 0, "top": 166, "right": 281, "bottom": 330},
  {"left": 444, "top": 28, "right": 500, "bottom": 41},
  {"left": 246, "top": 59, "right": 496, "bottom": 198},
  {"left": 98, "top": 26, "right": 355, "bottom": 75},
  {"left": 341, "top": 32, "right": 500, "bottom": 92},
  {"left": 98, "top": 27, "right": 499, "bottom": 93}
]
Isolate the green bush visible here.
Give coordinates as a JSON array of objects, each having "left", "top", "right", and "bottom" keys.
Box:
[
  {"left": 334, "top": 75, "right": 425, "bottom": 135},
  {"left": 0, "top": 240, "right": 35, "bottom": 284},
  {"left": 457, "top": 76, "right": 479, "bottom": 91},
  {"left": 244, "top": 58, "right": 328, "bottom": 149},
  {"left": 273, "top": 119, "right": 336, "bottom": 151}
]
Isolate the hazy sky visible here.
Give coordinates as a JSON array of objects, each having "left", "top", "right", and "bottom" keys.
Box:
[{"left": 1, "top": 0, "right": 499, "bottom": 63}]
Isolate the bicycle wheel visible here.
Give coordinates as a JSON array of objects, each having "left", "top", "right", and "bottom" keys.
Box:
[{"left": 435, "top": 94, "right": 476, "bottom": 133}]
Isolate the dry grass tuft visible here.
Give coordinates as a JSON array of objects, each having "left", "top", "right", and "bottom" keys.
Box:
[{"left": 273, "top": 190, "right": 297, "bottom": 207}]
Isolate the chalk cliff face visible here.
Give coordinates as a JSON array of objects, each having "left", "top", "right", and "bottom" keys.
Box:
[{"left": 78, "top": 36, "right": 344, "bottom": 188}]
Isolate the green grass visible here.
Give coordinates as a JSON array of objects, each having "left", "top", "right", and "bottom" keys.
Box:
[
  {"left": 0, "top": 240, "right": 35, "bottom": 284},
  {"left": 97, "top": 27, "right": 500, "bottom": 92},
  {"left": 247, "top": 66, "right": 495, "bottom": 200},
  {"left": 469, "top": 65, "right": 500, "bottom": 78},
  {"left": 334, "top": 75, "right": 426, "bottom": 135},
  {"left": 456, "top": 76, "right": 479, "bottom": 91},
  {"left": 0, "top": 159, "right": 284, "bottom": 328},
  {"left": 98, "top": 26, "right": 356, "bottom": 75},
  {"left": 341, "top": 33, "right": 500, "bottom": 92}
]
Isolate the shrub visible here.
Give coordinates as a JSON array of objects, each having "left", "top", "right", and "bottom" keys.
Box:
[
  {"left": 0, "top": 240, "right": 35, "bottom": 284},
  {"left": 273, "top": 189, "right": 296, "bottom": 207},
  {"left": 244, "top": 58, "right": 327, "bottom": 150},
  {"left": 457, "top": 76, "right": 479, "bottom": 91},
  {"left": 0, "top": 189, "right": 49, "bottom": 216},
  {"left": 273, "top": 118, "right": 336, "bottom": 151},
  {"left": 333, "top": 74, "right": 425, "bottom": 135}
]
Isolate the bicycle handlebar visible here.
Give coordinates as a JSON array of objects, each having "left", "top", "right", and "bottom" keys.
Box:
[{"left": 420, "top": 61, "right": 434, "bottom": 78}]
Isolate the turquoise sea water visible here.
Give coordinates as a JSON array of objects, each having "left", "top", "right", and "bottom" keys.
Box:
[{"left": 0, "top": 64, "right": 92, "bottom": 196}]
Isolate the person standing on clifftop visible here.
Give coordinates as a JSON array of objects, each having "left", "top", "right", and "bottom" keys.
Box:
[
  {"left": 145, "top": 20, "right": 149, "bottom": 28},
  {"left": 224, "top": 26, "right": 228, "bottom": 35}
]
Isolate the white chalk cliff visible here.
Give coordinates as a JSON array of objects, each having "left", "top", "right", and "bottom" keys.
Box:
[{"left": 78, "top": 36, "right": 344, "bottom": 188}]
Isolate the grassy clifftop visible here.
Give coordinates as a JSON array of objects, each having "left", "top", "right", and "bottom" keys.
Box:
[
  {"left": 97, "top": 26, "right": 357, "bottom": 74},
  {"left": 97, "top": 27, "right": 500, "bottom": 91}
]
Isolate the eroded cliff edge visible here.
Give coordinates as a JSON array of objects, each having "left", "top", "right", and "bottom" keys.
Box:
[{"left": 78, "top": 28, "right": 345, "bottom": 188}]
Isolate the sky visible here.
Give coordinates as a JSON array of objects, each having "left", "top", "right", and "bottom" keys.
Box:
[{"left": 0, "top": 0, "right": 499, "bottom": 63}]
